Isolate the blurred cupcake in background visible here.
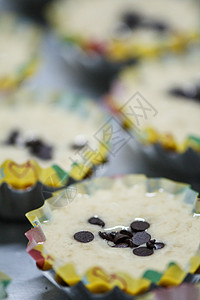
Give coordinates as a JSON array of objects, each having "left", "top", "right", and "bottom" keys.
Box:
[
  {"left": 0, "top": 13, "right": 41, "bottom": 91},
  {"left": 0, "top": 89, "right": 109, "bottom": 220},
  {"left": 47, "top": 0, "right": 199, "bottom": 63},
  {"left": 106, "top": 48, "right": 200, "bottom": 190}
]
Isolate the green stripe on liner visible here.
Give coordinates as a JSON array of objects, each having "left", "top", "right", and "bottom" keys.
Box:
[
  {"left": 168, "top": 262, "right": 176, "bottom": 268},
  {"left": 183, "top": 188, "right": 198, "bottom": 207},
  {"left": 0, "top": 273, "right": 11, "bottom": 299},
  {"left": 52, "top": 165, "right": 69, "bottom": 184},
  {"left": 146, "top": 178, "right": 160, "bottom": 193},
  {"left": 63, "top": 35, "right": 82, "bottom": 45},
  {"left": 39, "top": 215, "right": 51, "bottom": 223},
  {"left": 143, "top": 270, "right": 162, "bottom": 284},
  {"left": 188, "top": 135, "right": 200, "bottom": 145}
]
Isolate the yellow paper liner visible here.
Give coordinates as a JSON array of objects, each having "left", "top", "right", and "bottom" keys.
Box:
[
  {"left": 0, "top": 58, "right": 38, "bottom": 91},
  {"left": 25, "top": 175, "right": 200, "bottom": 296}
]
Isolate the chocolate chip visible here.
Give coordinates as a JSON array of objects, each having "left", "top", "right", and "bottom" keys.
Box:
[
  {"left": 142, "top": 19, "right": 169, "bottom": 32},
  {"left": 6, "top": 130, "right": 19, "bottom": 145},
  {"left": 99, "top": 231, "right": 111, "bottom": 241},
  {"left": 120, "top": 230, "right": 133, "bottom": 238},
  {"left": 113, "top": 233, "right": 129, "bottom": 244},
  {"left": 99, "top": 231, "right": 119, "bottom": 242},
  {"left": 71, "top": 143, "right": 86, "bottom": 150},
  {"left": 150, "top": 21, "right": 168, "bottom": 32},
  {"left": 146, "top": 239, "right": 156, "bottom": 249},
  {"left": 74, "top": 231, "right": 94, "bottom": 243},
  {"left": 98, "top": 231, "right": 107, "bottom": 240},
  {"left": 110, "top": 232, "right": 118, "bottom": 240},
  {"left": 126, "top": 239, "right": 136, "bottom": 248},
  {"left": 26, "top": 139, "right": 42, "bottom": 148},
  {"left": 146, "top": 239, "right": 165, "bottom": 250},
  {"left": 88, "top": 217, "right": 105, "bottom": 227},
  {"left": 122, "top": 12, "right": 142, "bottom": 29},
  {"left": 37, "top": 144, "right": 52, "bottom": 160},
  {"left": 169, "top": 87, "right": 192, "bottom": 99},
  {"left": 130, "top": 221, "right": 150, "bottom": 232},
  {"left": 154, "top": 242, "right": 165, "bottom": 250},
  {"left": 133, "top": 247, "right": 154, "bottom": 256},
  {"left": 169, "top": 85, "right": 200, "bottom": 101},
  {"left": 26, "top": 139, "right": 53, "bottom": 160},
  {"left": 131, "top": 231, "right": 151, "bottom": 246}
]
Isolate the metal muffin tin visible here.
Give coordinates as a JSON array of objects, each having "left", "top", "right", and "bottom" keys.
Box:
[
  {"left": 0, "top": 180, "right": 75, "bottom": 221},
  {"left": 43, "top": 269, "right": 200, "bottom": 300},
  {"left": 128, "top": 138, "right": 200, "bottom": 193}
]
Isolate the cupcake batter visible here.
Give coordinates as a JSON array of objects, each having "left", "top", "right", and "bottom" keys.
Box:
[{"left": 42, "top": 179, "right": 200, "bottom": 277}]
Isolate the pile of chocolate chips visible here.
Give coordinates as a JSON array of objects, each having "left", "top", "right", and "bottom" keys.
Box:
[
  {"left": 5, "top": 130, "right": 53, "bottom": 160},
  {"left": 74, "top": 217, "right": 165, "bottom": 257}
]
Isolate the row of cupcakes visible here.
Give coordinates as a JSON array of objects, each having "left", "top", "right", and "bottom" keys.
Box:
[
  {"left": 1, "top": 3, "right": 200, "bottom": 299},
  {"left": 0, "top": 89, "right": 110, "bottom": 220},
  {"left": 46, "top": 0, "right": 200, "bottom": 62},
  {"left": 23, "top": 45, "right": 200, "bottom": 297},
  {"left": 1, "top": 0, "right": 200, "bottom": 92}
]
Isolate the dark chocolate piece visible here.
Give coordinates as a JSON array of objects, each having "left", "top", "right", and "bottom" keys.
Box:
[
  {"left": 133, "top": 247, "right": 154, "bottom": 256},
  {"left": 6, "top": 130, "right": 19, "bottom": 145},
  {"left": 122, "top": 12, "right": 142, "bottom": 29},
  {"left": 126, "top": 239, "right": 136, "bottom": 248},
  {"left": 120, "top": 230, "right": 133, "bottom": 237},
  {"left": 131, "top": 231, "right": 151, "bottom": 246},
  {"left": 74, "top": 231, "right": 94, "bottom": 243},
  {"left": 142, "top": 19, "right": 168, "bottom": 32},
  {"left": 130, "top": 221, "right": 150, "bottom": 232},
  {"left": 88, "top": 217, "right": 105, "bottom": 227},
  {"left": 99, "top": 231, "right": 118, "bottom": 242},
  {"left": 99, "top": 231, "right": 112, "bottom": 241},
  {"left": 113, "top": 233, "right": 130, "bottom": 244},
  {"left": 110, "top": 232, "right": 118, "bottom": 240},
  {"left": 147, "top": 239, "right": 165, "bottom": 250},
  {"left": 146, "top": 239, "right": 156, "bottom": 249},
  {"left": 150, "top": 21, "right": 168, "bottom": 32},
  {"left": 98, "top": 231, "right": 108, "bottom": 240},
  {"left": 169, "top": 85, "right": 200, "bottom": 101},
  {"left": 26, "top": 139, "right": 53, "bottom": 160}
]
